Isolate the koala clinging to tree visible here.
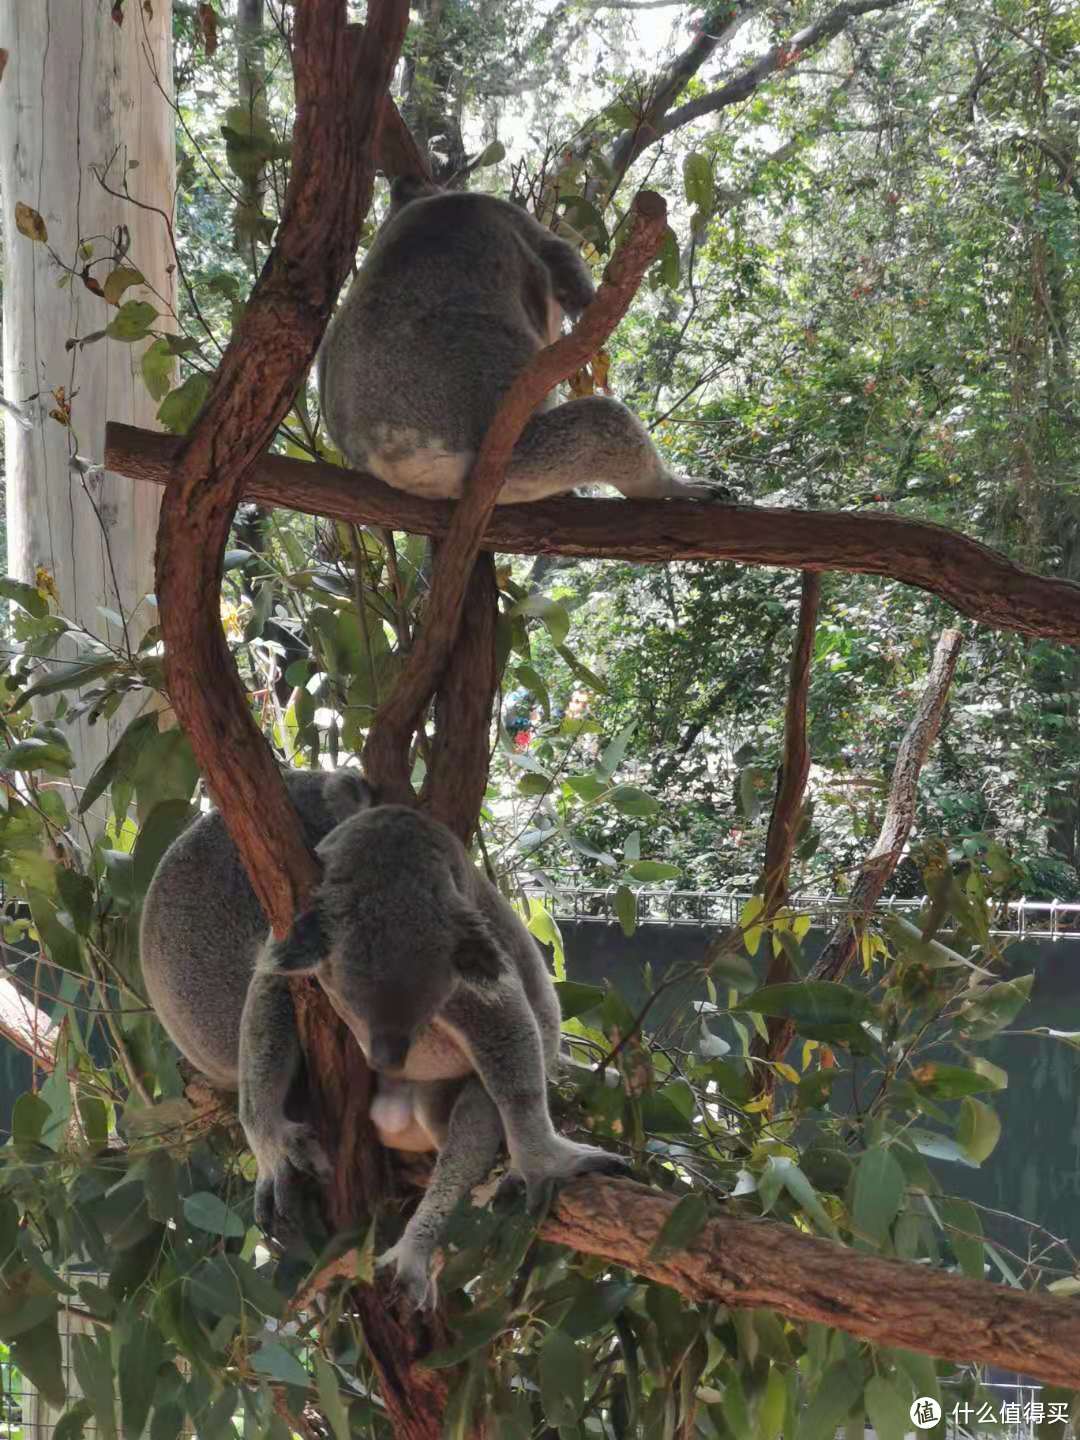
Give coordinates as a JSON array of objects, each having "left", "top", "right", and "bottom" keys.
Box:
[
  {"left": 141, "top": 771, "right": 624, "bottom": 1308},
  {"left": 317, "top": 178, "right": 712, "bottom": 504}
]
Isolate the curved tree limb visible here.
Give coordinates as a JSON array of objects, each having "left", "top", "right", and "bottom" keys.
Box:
[
  {"left": 111, "top": 422, "right": 1080, "bottom": 646},
  {"left": 154, "top": 0, "right": 404, "bottom": 933},
  {"left": 541, "top": 1176, "right": 1080, "bottom": 1389},
  {"left": 360, "top": 189, "right": 672, "bottom": 802},
  {"left": 651, "top": 0, "right": 911, "bottom": 150},
  {"left": 148, "top": 6, "right": 458, "bottom": 1436},
  {"left": 605, "top": 1, "right": 760, "bottom": 178}
]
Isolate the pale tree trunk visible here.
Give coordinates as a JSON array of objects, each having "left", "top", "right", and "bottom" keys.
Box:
[{"left": 0, "top": 0, "right": 175, "bottom": 804}]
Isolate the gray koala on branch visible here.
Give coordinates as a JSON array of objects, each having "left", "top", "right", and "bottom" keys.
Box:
[
  {"left": 317, "top": 178, "right": 712, "bottom": 504},
  {"left": 141, "top": 771, "right": 624, "bottom": 1308}
]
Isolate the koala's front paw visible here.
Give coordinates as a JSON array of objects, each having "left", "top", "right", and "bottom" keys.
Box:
[
  {"left": 668, "top": 477, "right": 722, "bottom": 501},
  {"left": 376, "top": 1237, "right": 438, "bottom": 1312},
  {"left": 510, "top": 1139, "right": 630, "bottom": 1211},
  {"left": 252, "top": 1122, "right": 331, "bottom": 1242}
]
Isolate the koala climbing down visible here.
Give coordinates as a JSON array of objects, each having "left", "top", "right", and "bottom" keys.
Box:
[
  {"left": 317, "top": 178, "right": 713, "bottom": 505},
  {"left": 140, "top": 775, "right": 625, "bottom": 1308}
]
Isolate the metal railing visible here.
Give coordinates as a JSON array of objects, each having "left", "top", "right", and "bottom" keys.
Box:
[{"left": 525, "top": 886, "right": 1080, "bottom": 941}]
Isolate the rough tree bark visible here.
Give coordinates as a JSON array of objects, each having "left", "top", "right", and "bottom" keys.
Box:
[
  {"left": 148, "top": 5, "right": 456, "bottom": 1437},
  {"left": 542, "top": 1177, "right": 1080, "bottom": 1389},
  {"left": 107, "top": 424, "right": 1080, "bottom": 646}
]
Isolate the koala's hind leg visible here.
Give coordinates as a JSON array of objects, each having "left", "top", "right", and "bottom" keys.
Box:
[
  {"left": 239, "top": 971, "right": 331, "bottom": 1242},
  {"left": 376, "top": 1078, "right": 502, "bottom": 1310},
  {"left": 501, "top": 396, "right": 714, "bottom": 503},
  {"left": 450, "top": 982, "right": 627, "bottom": 1209}
]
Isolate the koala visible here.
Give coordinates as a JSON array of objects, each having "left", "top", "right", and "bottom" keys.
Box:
[
  {"left": 140, "top": 768, "right": 373, "bottom": 1214},
  {"left": 317, "top": 177, "right": 713, "bottom": 504},
  {"left": 141, "top": 774, "right": 623, "bottom": 1308},
  {"left": 261, "top": 803, "right": 626, "bottom": 1307}
]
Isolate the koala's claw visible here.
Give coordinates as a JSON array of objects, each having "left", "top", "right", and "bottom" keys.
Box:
[
  {"left": 281, "top": 1121, "right": 332, "bottom": 1182},
  {"left": 252, "top": 1122, "right": 331, "bottom": 1243},
  {"left": 376, "top": 1239, "right": 437, "bottom": 1312},
  {"left": 670, "top": 478, "right": 722, "bottom": 502},
  {"left": 504, "top": 1141, "right": 631, "bottom": 1211}
]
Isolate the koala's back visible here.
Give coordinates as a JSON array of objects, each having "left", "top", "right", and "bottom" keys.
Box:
[
  {"left": 140, "top": 771, "right": 369, "bottom": 1089},
  {"left": 318, "top": 192, "right": 552, "bottom": 494}
]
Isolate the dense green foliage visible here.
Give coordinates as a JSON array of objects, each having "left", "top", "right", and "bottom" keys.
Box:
[{"left": 1, "top": 0, "right": 1079, "bottom": 1436}]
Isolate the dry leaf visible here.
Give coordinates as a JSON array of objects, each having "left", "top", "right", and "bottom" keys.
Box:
[{"left": 15, "top": 201, "right": 48, "bottom": 244}]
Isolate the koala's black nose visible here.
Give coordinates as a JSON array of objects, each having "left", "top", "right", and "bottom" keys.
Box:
[{"left": 369, "top": 1032, "right": 411, "bottom": 1074}]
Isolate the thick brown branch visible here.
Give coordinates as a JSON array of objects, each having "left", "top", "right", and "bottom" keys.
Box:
[
  {"left": 361, "top": 190, "right": 671, "bottom": 802},
  {"left": 421, "top": 554, "right": 499, "bottom": 841},
  {"left": 153, "top": 2, "right": 406, "bottom": 933},
  {"left": 111, "top": 423, "right": 1080, "bottom": 646},
  {"left": 762, "top": 627, "right": 963, "bottom": 1068},
  {"left": 541, "top": 1176, "right": 1080, "bottom": 1389},
  {"left": 147, "top": 7, "right": 453, "bottom": 1435}
]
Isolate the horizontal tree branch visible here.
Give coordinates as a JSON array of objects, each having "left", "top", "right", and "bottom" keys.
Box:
[
  {"left": 542, "top": 1176, "right": 1080, "bottom": 1389},
  {"left": 108, "top": 422, "right": 1080, "bottom": 646}
]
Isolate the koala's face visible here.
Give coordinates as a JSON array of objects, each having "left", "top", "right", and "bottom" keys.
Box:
[
  {"left": 316, "top": 908, "right": 463, "bottom": 1074},
  {"left": 263, "top": 807, "right": 506, "bottom": 1075}
]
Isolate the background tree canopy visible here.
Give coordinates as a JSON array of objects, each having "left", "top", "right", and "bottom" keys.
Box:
[{"left": 0, "top": 0, "right": 1079, "bottom": 1436}]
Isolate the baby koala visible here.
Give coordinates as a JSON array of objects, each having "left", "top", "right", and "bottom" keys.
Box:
[
  {"left": 318, "top": 177, "right": 713, "bottom": 504},
  {"left": 141, "top": 774, "right": 623, "bottom": 1308}
]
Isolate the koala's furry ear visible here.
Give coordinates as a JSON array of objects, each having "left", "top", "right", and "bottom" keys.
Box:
[
  {"left": 263, "top": 908, "right": 324, "bottom": 974},
  {"left": 323, "top": 770, "right": 374, "bottom": 823},
  {"left": 389, "top": 175, "right": 442, "bottom": 216},
  {"left": 450, "top": 905, "right": 506, "bottom": 983}
]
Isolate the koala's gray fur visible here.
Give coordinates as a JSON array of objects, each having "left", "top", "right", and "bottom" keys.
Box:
[
  {"left": 263, "top": 804, "right": 625, "bottom": 1307},
  {"left": 141, "top": 776, "right": 622, "bottom": 1308},
  {"left": 317, "top": 178, "right": 712, "bottom": 504}
]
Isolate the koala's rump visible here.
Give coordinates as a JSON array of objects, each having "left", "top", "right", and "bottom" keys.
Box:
[
  {"left": 321, "top": 308, "right": 540, "bottom": 495},
  {"left": 140, "top": 810, "right": 264, "bottom": 1089},
  {"left": 140, "top": 772, "right": 364, "bottom": 1089}
]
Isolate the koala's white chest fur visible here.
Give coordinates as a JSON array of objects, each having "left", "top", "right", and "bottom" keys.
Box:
[{"left": 346, "top": 1012, "right": 474, "bottom": 1081}]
